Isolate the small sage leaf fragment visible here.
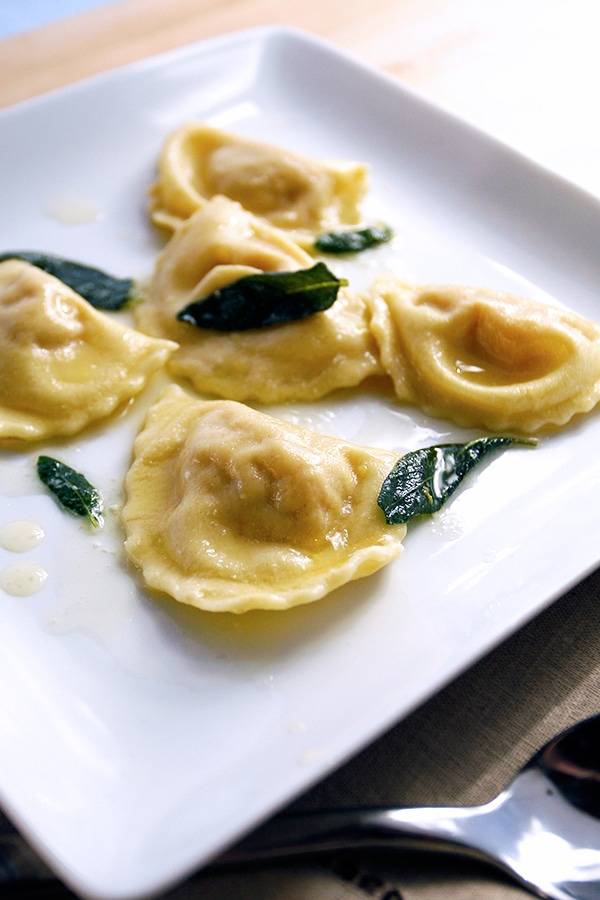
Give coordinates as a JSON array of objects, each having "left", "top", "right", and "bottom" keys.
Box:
[
  {"left": 37, "top": 456, "right": 104, "bottom": 528},
  {"left": 0, "top": 251, "right": 133, "bottom": 310},
  {"left": 176, "top": 262, "right": 348, "bottom": 331},
  {"left": 378, "top": 436, "right": 537, "bottom": 525},
  {"left": 315, "top": 224, "right": 393, "bottom": 254}
]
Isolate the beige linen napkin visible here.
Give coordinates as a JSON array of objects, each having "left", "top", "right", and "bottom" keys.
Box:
[{"left": 4, "top": 565, "right": 600, "bottom": 898}]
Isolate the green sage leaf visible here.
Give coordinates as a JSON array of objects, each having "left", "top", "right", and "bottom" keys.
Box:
[
  {"left": 176, "top": 262, "right": 348, "bottom": 331},
  {"left": 315, "top": 224, "right": 393, "bottom": 254},
  {"left": 37, "top": 456, "right": 104, "bottom": 528},
  {"left": 378, "top": 436, "right": 537, "bottom": 525},
  {"left": 0, "top": 251, "right": 133, "bottom": 310}
]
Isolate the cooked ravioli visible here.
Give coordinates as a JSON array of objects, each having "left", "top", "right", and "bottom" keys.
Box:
[
  {"left": 136, "top": 197, "right": 382, "bottom": 402},
  {"left": 149, "top": 123, "right": 368, "bottom": 240},
  {"left": 0, "top": 260, "right": 176, "bottom": 442},
  {"left": 367, "top": 279, "right": 600, "bottom": 432},
  {"left": 122, "top": 386, "right": 404, "bottom": 613}
]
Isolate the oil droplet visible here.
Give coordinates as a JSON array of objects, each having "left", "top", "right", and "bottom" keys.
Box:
[
  {"left": 430, "top": 508, "right": 464, "bottom": 540},
  {"left": 0, "top": 562, "right": 48, "bottom": 597},
  {"left": 44, "top": 197, "right": 101, "bottom": 225},
  {"left": 455, "top": 359, "right": 485, "bottom": 375},
  {"left": 0, "top": 520, "right": 45, "bottom": 553}
]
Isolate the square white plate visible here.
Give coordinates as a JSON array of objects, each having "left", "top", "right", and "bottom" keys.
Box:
[{"left": 2, "top": 25, "right": 600, "bottom": 900}]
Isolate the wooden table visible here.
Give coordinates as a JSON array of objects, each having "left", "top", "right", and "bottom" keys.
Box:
[{"left": 2, "top": 0, "right": 600, "bottom": 196}]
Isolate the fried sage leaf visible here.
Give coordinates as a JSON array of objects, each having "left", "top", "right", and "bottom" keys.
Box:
[
  {"left": 0, "top": 251, "right": 133, "bottom": 310},
  {"left": 315, "top": 224, "right": 393, "bottom": 254},
  {"left": 176, "top": 262, "right": 348, "bottom": 331},
  {"left": 37, "top": 456, "right": 104, "bottom": 528},
  {"left": 378, "top": 437, "right": 536, "bottom": 525}
]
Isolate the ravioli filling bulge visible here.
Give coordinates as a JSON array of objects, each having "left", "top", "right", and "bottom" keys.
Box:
[
  {"left": 122, "top": 387, "right": 405, "bottom": 612},
  {"left": 135, "top": 197, "right": 382, "bottom": 403},
  {"left": 0, "top": 259, "right": 176, "bottom": 442},
  {"left": 368, "top": 280, "right": 600, "bottom": 432},
  {"left": 149, "top": 124, "right": 368, "bottom": 238}
]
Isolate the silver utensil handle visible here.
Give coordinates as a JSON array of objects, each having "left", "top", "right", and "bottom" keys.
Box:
[{"left": 220, "top": 806, "right": 495, "bottom": 865}]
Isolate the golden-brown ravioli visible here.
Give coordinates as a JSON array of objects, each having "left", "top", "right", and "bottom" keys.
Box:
[
  {"left": 136, "top": 197, "right": 382, "bottom": 402},
  {"left": 149, "top": 123, "right": 368, "bottom": 240},
  {"left": 122, "top": 386, "right": 404, "bottom": 613},
  {"left": 367, "top": 278, "right": 600, "bottom": 432},
  {"left": 0, "top": 260, "right": 176, "bottom": 443}
]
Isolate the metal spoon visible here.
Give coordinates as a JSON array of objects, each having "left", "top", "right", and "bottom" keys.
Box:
[{"left": 221, "top": 713, "right": 600, "bottom": 899}]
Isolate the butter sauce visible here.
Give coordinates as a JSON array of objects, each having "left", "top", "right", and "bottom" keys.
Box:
[
  {"left": 0, "top": 561, "right": 47, "bottom": 597},
  {"left": 0, "top": 520, "right": 45, "bottom": 553},
  {"left": 44, "top": 197, "right": 101, "bottom": 225}
]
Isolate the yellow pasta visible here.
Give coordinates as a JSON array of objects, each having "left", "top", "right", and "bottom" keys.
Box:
[
  {"left": 149, "top": 123, "right": 368, "bottom": 240},
  {"left": 0, "top": 260, "right": 176, "bottom": 443},
  {"left": 122, "top": 386, "right": 404, "bottom": 613},
  {"left": 136, "top": 196, "right": 382, "bottom": 402},
  {"left": 367, "top": 278, "right": 600, "bottom": 432}
]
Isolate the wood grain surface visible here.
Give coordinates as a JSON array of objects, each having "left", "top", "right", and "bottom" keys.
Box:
[{"left": 2, "top": 0, "right": 600, "bottom": 194}]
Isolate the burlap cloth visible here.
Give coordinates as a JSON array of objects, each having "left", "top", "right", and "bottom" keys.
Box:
[{"left": 4, "top": 564, "right": 599, "bottom": 898}]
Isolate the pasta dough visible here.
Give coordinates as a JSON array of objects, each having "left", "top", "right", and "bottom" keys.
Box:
[
  {"left": 0, "top": 259, "right": 176, "bottom": 442},
  {"left": 367, "top": 278, "right": 600, "bottom": 432},
  {"left": 136, "top": 197, "right": 382, "bottom": 402},
  {"left": 122, "top": 385, "right": 404, "bottom": 613},
  {"left": 149, "top": 123, "right": 368, "bottom": 239}
]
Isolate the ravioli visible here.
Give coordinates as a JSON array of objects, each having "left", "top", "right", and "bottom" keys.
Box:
[
  {"left": 367, "top": 279, "right": 600, "bottom": 432},
  {"left": 0, "top": 260, "right": 176, "bottom": 443},
  {"left": 136, "top": 197, "right": 382, "bottom": 402},
  {"left": 122, "top": 386, "right": 404, "bottom": 613},
  {"left": 149, "top": 123, "right": 368, "bottom": 240}
]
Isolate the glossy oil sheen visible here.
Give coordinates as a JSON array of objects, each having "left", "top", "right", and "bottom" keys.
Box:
[
  {"left": 0, "top": 561, "right": 48, "bottom": 596},
  {"left": 0, "top": 520, "right": 45, "bottom": 553},
  {"left": 1, "top": 27, "right": 600, "bottom": 900}
]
